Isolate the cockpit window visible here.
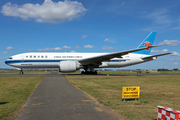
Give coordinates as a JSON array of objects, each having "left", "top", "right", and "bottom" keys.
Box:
[{"left": 9, "top": 57, "right": 12, "bottom": 59}]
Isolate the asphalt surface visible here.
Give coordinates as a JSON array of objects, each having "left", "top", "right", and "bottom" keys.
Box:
[{"left": 14, "top": 72, "right": 121, "bottom": 120}]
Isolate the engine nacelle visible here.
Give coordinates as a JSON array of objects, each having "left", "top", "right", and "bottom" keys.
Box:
[{"left": 59, "top": 61, "right": 80, "bottom": 72}]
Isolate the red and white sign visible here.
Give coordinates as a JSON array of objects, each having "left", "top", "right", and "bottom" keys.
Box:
[{"left": 157, "top": 106, "right": 180, "bottom": 120}]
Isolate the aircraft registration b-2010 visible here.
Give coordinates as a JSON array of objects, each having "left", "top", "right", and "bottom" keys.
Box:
[{"left": 5, "top": 32, "right": 172, "bottom": 74}]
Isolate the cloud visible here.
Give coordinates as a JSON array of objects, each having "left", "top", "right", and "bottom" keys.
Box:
[
  {"left": 84, "top": 45, "right": 93, "bottom": 48},
  {"left": 70, "top": 50, "right": 78, "bottom": 53},
  {"left": 104, "top": 39, "right": 114, "bottom": 43},
  {"left": 1, "top": 0, "right": 87, "bottom": 23},
  {"left": 173, "top": 27, "right": 180, "bottom": 30},
  {"left": 36, "top": 48, "right": 55, "bottom": 52},
  {"left": 2, "top": 51, "right": 8, "bottom": 54},
  {"left": 142, "top": 9, "right": 171, "bottom": 25},
  {"left": 174, "top": 62, "right": 178, "bottom": 65},
  {"left": 21, "top": 49, "right": 26, "bottom": 51},
  {"left": 159, "top": 40, "right": 180, "bottom": 46},
  {"left": 102, "top": 46, "right": 116, "bottom": 49},
  {"left": 165, "top": 57, "right": 177, "bottom": 61},
  {"left": 75, "top": 46, "right": 81, "bottom": 49},
  {"left": 54, "top": 47, "right": 62, "bottom": 50},
  {"left": 36, "top": 47, "right": 62, "bottom": 52},
  {"left": 81, "top": 35, "right": 88, "bottom": 39},
  {"left": 62, "top": 46, "right": 71, "bottom": 49},
  {"left": 140, "top": 9, "right": 174, "bottom": 31},
  {"left": 151, "top": 49, "right": 169, "bottom": 53},
  {"left": 6, "top": 46, "right": 13, "bottom": 50},
  {"left": 36, "top": 46, "right": 71, "bottom": 51},
  {"left": 172, "top": 52, "right": 180, "bottom": 57}
]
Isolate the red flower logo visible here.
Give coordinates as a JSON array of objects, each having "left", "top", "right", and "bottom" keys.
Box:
[{"left": 143, "top": 41, "right": 152, "bottom": 51}]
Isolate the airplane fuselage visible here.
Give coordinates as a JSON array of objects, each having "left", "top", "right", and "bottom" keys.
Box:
[
  {"left": 5, "top": 32, "right": 171, "bottom": 74},
  {"left": 5, "top": 52, "right": 150, "bottom": 69}
]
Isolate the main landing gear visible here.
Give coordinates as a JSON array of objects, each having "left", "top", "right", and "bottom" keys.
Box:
[
  {"left": 81, "top": 66, "right": 98, "bottom": 75},
  {"left": 81, "top": 71, "right": 97, "bottom": 75}
]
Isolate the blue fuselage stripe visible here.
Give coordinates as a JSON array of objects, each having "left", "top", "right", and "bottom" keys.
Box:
[
  {"left": 5, "top": 59, "right": 130, "bottom": 65},
  {"left": 5, "top": 60, "right": 68, "bottom": 64}
]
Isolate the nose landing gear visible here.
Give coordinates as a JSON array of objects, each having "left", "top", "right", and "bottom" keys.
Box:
[
  {"left": 16, "top": 68, "right": 24, "bottom": 75},
  {"left": 20, "top": 71, "right": 24, "bottom": 75},
  {"left": 19, "top": 69, "right": 23, "bottom": 75}
]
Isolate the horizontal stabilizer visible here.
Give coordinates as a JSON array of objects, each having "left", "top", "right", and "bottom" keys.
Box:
[{"left": 142, "top": 53, "right": 172, "bottom": 60}]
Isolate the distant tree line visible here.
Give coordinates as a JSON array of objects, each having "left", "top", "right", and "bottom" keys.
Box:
[{"left": 157, "top": 68, "right": 179, "bottom": 71}]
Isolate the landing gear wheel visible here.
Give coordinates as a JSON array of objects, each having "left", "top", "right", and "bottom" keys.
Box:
[
  {"left": 20, "top": 71, "right": 23, "bottom": 75},
  {"left": 81, "top": 71, "right": 85, "bottom": 74},
  {"left": 81, "top": 71, "right": 98, "bottom": 75}
]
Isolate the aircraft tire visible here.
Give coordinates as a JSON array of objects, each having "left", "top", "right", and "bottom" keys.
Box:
[
  {"left": 81, "top": 71, "right": 85, "bottom": 74},
  {"left": 81, "top": 71, "right": 97, "bottom": 75}
]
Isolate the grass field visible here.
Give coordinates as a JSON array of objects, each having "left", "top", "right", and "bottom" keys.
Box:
[
  {"left": 0, "top": 77, "right": 42, "bottom": 120},
  {"left": 60, "top": 70, "right": 180, "bottom": 75},
  {"left": 98, "top": 71, "right": 180, "bottom": 74},
  {"left": 67, "top": 75, "right": 180, "bottom": 120}
]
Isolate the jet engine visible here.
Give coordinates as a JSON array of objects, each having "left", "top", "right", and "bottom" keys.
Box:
[{"left": 59, "top": 61, "right": 80, "bottom": 72}]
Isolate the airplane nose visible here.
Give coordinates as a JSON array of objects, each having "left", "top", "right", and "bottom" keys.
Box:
[{"left": 5, "top": 60, "right": 8, "bottom": 65}]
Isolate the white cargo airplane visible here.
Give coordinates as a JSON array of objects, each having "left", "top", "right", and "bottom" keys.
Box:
[{"left": 5, "top": 32, "right": 171, "bottom": 74}]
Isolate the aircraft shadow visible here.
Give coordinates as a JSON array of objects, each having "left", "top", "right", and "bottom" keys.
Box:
[{"left": 0, "top": 102, "right": 9, "bottom": 105}]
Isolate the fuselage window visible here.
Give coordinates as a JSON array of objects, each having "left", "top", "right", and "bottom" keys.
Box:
[
  {"left": 34, "top": 56, "right": 36, "bottom": 58},
  {"left": 45, "top": 56, "right": 47, "bottom": 58},
  {"left": 41, "top": 56, "right": 44, "bottom": 58},
  {"left": 26, "top": 56, "right": 28, "bottom": 58},
  {"left": 38, "top": 56, "right": 40, "bottom": 58},
  {"left": 30, "top": 56, "right": 32, "bottom": 58}
]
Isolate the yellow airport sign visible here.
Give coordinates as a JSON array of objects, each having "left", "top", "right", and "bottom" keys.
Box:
[{"left": 122, "top": 86, "right": 140, "bottom": 99}]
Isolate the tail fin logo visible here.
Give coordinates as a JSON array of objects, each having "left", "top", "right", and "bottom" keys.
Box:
[{"left": 143, "top": 41, "right": 152, "bottom": 51}]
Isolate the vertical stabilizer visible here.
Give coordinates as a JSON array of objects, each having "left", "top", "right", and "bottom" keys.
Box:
[{"left": 134, "top": 32, "right": 157, "bottom": 55}]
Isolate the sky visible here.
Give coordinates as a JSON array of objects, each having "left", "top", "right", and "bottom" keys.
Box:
[{"left": 1, "top": 0, "right": 180, "bottom": 69}]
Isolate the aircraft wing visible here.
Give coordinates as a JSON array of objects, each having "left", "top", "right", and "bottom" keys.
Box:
[{"left": 79, "top": 45, "right": 160, "bottom": 65}]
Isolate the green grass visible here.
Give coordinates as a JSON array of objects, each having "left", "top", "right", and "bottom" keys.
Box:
[
  {"left": 98, "top": 71, "right": 139, "bottom": 74},
  {"left": 0, "top": 77, "right": 42, "bottom": 120},
  {"left": 59, "top": 70, "right": 180, "bottom": 75},
  {"left": 67, "top": 75, "right": 180, "bottom": 120},
  {"left": 97, "top": 71, "right": 180, "bottom": 74}
]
